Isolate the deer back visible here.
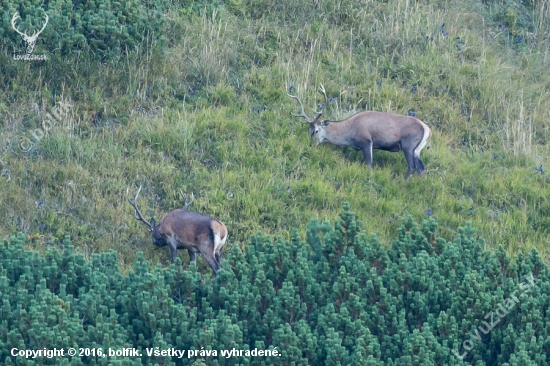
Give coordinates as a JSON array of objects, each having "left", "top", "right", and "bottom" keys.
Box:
[
  {"left": 323, "top": 111, "right": 427, "bottom": 147},
  {"left": 158, "top": 209, "right": 227, "bottom": 251}
]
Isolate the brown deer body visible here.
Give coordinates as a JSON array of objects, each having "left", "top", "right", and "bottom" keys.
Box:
[
  {"left": 288, "top": 85, "right": 431, "bottom": 178},
  {"left": 127, "top": 187, "right": 228, "bottom": 276}
]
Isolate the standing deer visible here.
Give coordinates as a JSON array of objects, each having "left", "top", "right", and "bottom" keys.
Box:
[
  {"left": 127, "top": 186, "right": 228, "bottom": 277},
  {"left": 288, "top": 85, "right": 431, "bottom": 178}
]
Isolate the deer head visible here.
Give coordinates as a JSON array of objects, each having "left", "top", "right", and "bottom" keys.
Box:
[{"left": 287, "top": 84, "right": 328, "bottom": 144}]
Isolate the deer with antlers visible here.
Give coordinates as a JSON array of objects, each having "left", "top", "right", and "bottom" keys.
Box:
[
  {"left": 288, "top": 85, "right": 431, "bottom": 179},
  {"left": 11, "top": 12, "right": 49, "bottom": 54},
  {"left": 127, "top": 186, "right": 228, "bottom": 277}
]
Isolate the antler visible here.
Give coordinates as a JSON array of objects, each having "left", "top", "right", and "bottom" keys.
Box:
[
  {"left": 180, "top": 190, "right": 194, "bottom": 210},
  {"left": 32, "top": 14, "right": 48, "bottom": 38},
  {"left": 287, "top": 84, "right": 327, "bottom": 123},
  {"left": 287, "top": 92, "right": 313, "bottom": 123},
  {"left": 11, "top": 12, "right": 48, "bottom": 39},
  {"left": 126, "top": 185, "right": 153, "bottom": 230},
  {"left": 312, "top": 84, "right": 328, "bottom": 117},
  {"left": 11, "top": 12, "right": 25, "bottom": 37}
]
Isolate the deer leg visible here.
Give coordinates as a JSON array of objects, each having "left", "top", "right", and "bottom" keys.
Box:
[
  {"left": 415, "top": 156, "right": 426, "bottom": 176},
  {"left": 188, "top": 250, "right": 196, "bottom": 263},
  {"left": 403, "top": 149, "right": 416, "bottom": 179},
  {"left": 214, "top": 253, "right": 222, "bottom": 275},
  {"left": 169, "top": 244, "right": 178, "bottom": 262},
  {"left": 362, "top": 142, "right": 373, "bottom": 167},
  {"left": 200, "top": 250, "right": 220, "bottom": 277}
]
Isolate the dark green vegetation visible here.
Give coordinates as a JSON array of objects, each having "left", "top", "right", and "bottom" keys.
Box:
[
  {"left": 1, "top": 0, "right": 167, "bottom": 59},
  {"left": 1, "top": 0, "right": 549, "bottom": 266},
  {"left": 1, "top": 207, "right": 548, "bottom": 365}
]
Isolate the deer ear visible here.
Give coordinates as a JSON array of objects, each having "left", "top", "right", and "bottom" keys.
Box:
[{"left": 321, "top": 120, "right": 330, "bottom": 126}]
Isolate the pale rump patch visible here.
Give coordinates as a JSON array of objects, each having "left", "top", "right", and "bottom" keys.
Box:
[
  {"left": 414, "top": 122, "right": 431, "bottom": 158},
  {"left": 213, "top": 230, "right": 227, "bottom": 253}
]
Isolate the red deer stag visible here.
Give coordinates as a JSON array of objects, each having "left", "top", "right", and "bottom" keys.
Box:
[
  {"left": 288, "top": 85, "right": 431, "bottom": 178},
  {"left": 127, "top": 186, "right": 228, "bottom": 277}
]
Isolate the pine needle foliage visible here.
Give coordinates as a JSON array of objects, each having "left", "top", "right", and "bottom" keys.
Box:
[
  {"left": 1, "top": 206, "right": 549, "bottom": 364},
  {"left": 1, "top": 0, "right": 167, "bottom": 59}
]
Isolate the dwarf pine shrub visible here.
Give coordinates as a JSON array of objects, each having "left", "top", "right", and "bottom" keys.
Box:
[
  {"left": 1, "top": 0, "right": 167, "bottom": 59},
  {"left": 1, "top": 204, "right": 548, "bottom": 365}
]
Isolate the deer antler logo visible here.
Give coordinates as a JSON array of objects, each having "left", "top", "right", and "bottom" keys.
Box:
[{"left": 11, "top": 11, "right": 49, "bottom": 54}]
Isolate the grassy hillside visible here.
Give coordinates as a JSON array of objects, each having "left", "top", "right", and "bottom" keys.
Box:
[{"left": 0, "top": 0, "right": 549, "bottom": 271}]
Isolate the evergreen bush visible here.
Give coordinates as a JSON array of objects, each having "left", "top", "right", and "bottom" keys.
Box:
[
  {"left": 1, "top": 205, "right": 548, "bottom": 365},
  {"left": 0, "top": 0, "right": 167, "bottom": 59}
]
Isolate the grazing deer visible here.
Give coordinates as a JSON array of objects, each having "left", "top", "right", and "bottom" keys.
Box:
[
  {"left": 288, "top": 85, "right": 431, "bottom": 178},
  {"left": 127, "top": 186, "right": 228, "bottom": 277}
]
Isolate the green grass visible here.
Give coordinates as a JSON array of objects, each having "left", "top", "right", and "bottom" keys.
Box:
[{"left": 0, "top": 0, "right": 549, "bottom": 272}]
